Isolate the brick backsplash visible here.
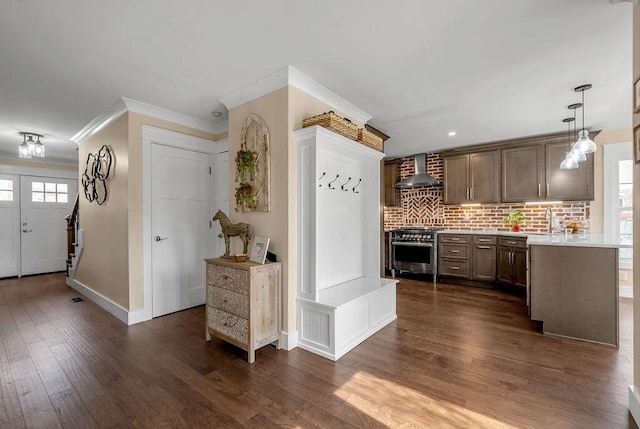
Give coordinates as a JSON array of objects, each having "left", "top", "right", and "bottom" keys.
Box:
[{"left": 383, "top": 154, "right": 589, "bottom": 232}]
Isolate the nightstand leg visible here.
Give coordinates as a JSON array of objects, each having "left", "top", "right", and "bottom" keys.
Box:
[
  {"left": 248, "top": 349, "right": 255, "bottom": 364},
  {"left": 206, "top": 328, "right": 211, "bottom": 341}
]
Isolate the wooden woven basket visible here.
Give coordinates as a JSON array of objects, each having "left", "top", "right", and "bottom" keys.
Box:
[
  {"left": 357, "top": 128, "right": 384, "bottom": 152},
  {"left": 302, "top": 111, "right": 359, "bottom": 141}
]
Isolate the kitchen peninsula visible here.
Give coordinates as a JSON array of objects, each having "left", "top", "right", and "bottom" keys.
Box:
[{"left": 436, "top": 230, "right": 628, "bottom": 347}]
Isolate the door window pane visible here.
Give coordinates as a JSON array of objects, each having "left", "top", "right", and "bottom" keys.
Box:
[
  {"left": 45, "top": 182, "right": 56, "bottom": 192},
  {"left": 0, "top": 190, "right": 13, "bottom": 201},
  {"left": 0, "top": 179, "right": 13, "bottom": 190},
  {"left": 57, "top": 193, "right": 68, "bottom": 203},
  {"left": 32, "top": 192, "right": 44, "bottom": 202},
  {"left": 57, "top": 183, "right": 68, "bottom": 193},
  {"left": 32, "top": 182, "right": 44, "bottom": 192},
  {"left": 45, "top": 192, "right": 56, "bottom": 202}
]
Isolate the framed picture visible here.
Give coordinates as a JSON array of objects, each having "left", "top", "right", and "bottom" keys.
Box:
[
  {"left": 635, "top": 124, "right": 640, "bottom": 165},
  {"left": 634, "top": 75, "right": 640, "bottom": 114},
  {"left": 249, "top": 236, "right": 270, "bottom": 264}
]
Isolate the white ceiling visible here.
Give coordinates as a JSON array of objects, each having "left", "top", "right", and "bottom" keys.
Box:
[{"left": 0, "top": 0, "right": 632, "bottom": 164}]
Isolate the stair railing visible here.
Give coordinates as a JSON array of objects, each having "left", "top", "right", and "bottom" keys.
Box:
[{"left": 65, "top": 194, "right": 79, "bottom": 276}]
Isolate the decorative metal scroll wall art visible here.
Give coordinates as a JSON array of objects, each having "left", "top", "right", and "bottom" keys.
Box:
[
  {"left": 82, "top": 145, "right": 113, "bottom": 205},
  {"left": 235, "top": 113, "right": 270, "bottom": 212}
]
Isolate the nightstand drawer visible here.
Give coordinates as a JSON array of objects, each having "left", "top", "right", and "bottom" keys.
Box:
[
  {"left": 207, "top": 306, "right": 248, "bottom": 344},
  {"left": 207, "top": 264, "right": 248, "bottom": 295},
  {"left": 208, "top": 286, "right": 248, "bottom": 319}
]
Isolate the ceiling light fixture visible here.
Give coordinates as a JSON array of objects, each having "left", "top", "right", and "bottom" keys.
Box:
[
  {"left": 560, "top": 117, "right": 578, "bottom": 170},
  {"left": 211, "top": 110, "right": 223, "bottom": 118},
  {"left": 448, "top": 131, "right": 456, "bottom": 136},
  {"left": 18, "top": 132, "right": 45, "bottom": 159},
  {"left": 573, "top": 84, "right": 597, "bottom": 154},
  {"left": 567, "top": 103, "right": 586, "bottom": 163}
]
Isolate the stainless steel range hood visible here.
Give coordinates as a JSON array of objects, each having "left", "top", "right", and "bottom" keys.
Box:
[{"left": 393, "top": 154, "right": 441, "bottom": 188}]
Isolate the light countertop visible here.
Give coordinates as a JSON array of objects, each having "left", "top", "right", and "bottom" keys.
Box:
[{"left": 438, "top": 230, "right": 631, "bottom": 249}]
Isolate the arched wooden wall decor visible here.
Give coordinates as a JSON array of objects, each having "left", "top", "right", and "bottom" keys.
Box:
[
  {"left": 81, "top": 145, "right": 113, "bottom": 205},
  {"left": 235, "top": 113, "right": 270, "bottom": 212}
]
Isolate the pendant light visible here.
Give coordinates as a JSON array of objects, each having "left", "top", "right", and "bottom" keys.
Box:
[
  {"left": 572, "top": 84, "right": 597, "bottom": 154},
  {"left": 560, "top": 117, "right": 578, "bottom": 170},
  {"left": 568, "top": 103, "right": 586, "bottom": 163}
]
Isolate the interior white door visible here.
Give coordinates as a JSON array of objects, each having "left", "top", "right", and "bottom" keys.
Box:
[
  {"left": 0, "top": 175, "right": 19, "bottom": 278},
  {"left": 152, "top": 144, "right": 210, "bottom": 317},
  {"left": 212, "top": 151, "right": 229, "bottom": 257},
  {"left": 20, "top": 176, "right": 78, "bottom": 276}
]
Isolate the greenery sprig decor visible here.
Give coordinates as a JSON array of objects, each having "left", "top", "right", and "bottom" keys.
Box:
[
  {"left": 235, "top": 149, "right": 257, "bottom": 183},
  {"left": 235, "top": 182, "right": 256, "bottom": 211},
  {"left": 502, "top": 210, "right": 531, "bottom": 232}
]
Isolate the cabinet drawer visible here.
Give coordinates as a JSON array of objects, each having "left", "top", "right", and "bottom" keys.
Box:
[
  {"left": 207, "top": 264, "right": 248, "bottom": 295},
  {"left": 439, "top": 234, "right": 470, "bottom": 244},
  {"left": 207, "top": 306, "right": 248, "bottom": 344},
  {"left": 473, "top": 235, "right": 496, "bottom": 245},
  {"left": 207, "top": 286, "right": 248, "bottom": 319},
  {"left": 498, "top": 237, "right": 527, "bottom": 248},
  {"left": 440, "top": 243, "right": 469, "bottom": 259},
  {"left": 439, "top": 259, "right": 470, "bottom": 278}
]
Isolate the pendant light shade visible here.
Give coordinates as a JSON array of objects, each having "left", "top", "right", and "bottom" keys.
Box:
[
  {"left": 560, "top": 117, "right": 579, "bottom": 170},
  {"left": 574, "top": 84, "right": 596, "bottom": 154}
]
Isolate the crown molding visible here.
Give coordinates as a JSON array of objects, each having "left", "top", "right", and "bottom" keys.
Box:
[
  {"left": 219, "top": 66, "right": 372, "bottom": 125},
  {"left": 71, "top": 97, "right": 224, "bottom": 144}
]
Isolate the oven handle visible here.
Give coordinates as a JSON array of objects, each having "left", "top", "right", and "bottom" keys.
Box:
[{"left": 391, "top": 242, "right": 433, "bottom": 248}]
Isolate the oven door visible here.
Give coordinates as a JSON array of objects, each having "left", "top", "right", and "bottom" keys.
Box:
[{"left": 391, "top": 241, "right": 434, "bottom": 274}]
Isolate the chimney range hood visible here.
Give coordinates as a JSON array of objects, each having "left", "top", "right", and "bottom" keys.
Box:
[{"left": 393, "top": 154, "right": 441, "bottom": 188}]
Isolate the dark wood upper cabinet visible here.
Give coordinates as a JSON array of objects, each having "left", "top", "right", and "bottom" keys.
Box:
[
  {"left": 443, "top": 150, "right": 500, "bottom": 204},
  {"left": 502, "top": 146, "right": 545, "bottom": 202},
  {"left": 384, "top": 159, "right": 401, "bottom": 207},
  {"left": 545, "top": 142, "right": 594, "bottom": 201}
]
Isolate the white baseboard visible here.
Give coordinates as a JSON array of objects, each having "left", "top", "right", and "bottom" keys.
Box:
[
  {"left": 280, "top": 330, "right": 298, "bottom": 351},
  {"left": 620, "top": 286, "right": 633, "bottom": 298},
  {"left": 65, "top": 277, "right": 151, "bottom": 325},
  {"left": 630, "top": 385, "right": 640, "bottom": 425}
]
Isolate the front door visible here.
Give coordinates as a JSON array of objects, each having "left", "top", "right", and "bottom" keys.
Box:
[
  {"left": 151, "top": 144, "right": 210, "bottom": 317},
  {"left": 20, "top": 176, "right": 78, "bottom": 276}
]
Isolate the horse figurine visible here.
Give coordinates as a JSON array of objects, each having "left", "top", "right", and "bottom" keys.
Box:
[{"left": 212, "top": 210, "right": 253, "bottom": 257}]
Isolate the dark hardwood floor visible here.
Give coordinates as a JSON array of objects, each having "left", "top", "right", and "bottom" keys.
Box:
[{"left": 0, "top": 273, "right": 637, "bottom": 428}]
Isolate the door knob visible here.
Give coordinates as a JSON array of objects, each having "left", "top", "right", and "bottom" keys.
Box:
[
  {"left": 154, "top": 236, "right": 168, "bottom": 242},
  {"left": 217, "top": 233, "right": 223, "bottom": 238},
  {"left": 22, "top": 229, "right": 32, "bottom": 233}
]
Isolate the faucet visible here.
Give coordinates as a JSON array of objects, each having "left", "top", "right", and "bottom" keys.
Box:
[{"left": 545, "top": 208, "right": 552, "bottom": 233}]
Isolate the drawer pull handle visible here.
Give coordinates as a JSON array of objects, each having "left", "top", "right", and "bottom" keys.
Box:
[
  {"left": 450, "top": 250, "right": 460, "bottom": 253},
  {"left": 478, "top": 246, "right": 491, "bottom": 249},
  {"left": 478, "top": 239, "right": 490, "bottom": 242},
  {"left": 507, "top": 241, "right": 517, "bottom": 245},
  {"left": 450, "top": 266, "right": 460, "bottom": 270},
  {"left": 221, "top": 317, "right": 238, "bottom": 328},
  {"left": 450, "top": 238, "right": 460, "bottom": 241}
]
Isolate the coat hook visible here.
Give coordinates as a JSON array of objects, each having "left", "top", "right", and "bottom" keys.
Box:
[
  {"left": 317, "top": 171, "right": 326, "bottom": 187},
  {"left": 340, "top": 177, "right": 352, "bottom": 191},
  {"left": 352, "top": 178, "right": 362, "bottom": 193},
  {"left": 327, "top": 174, "right": 339, "bottom": 189}
]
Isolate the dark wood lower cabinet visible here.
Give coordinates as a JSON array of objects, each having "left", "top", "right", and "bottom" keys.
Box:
[
  {"left": 497, "top": 237, "right": 527, "bottom": 288},
  {"left": 439, "top": 234, "right": 525, "bottom": 289}
]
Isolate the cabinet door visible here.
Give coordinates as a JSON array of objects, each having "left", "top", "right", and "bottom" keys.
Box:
[
  {"left": 512, "top": 248, "right": 527, "bottom": 288},
  {"left": 545, "top": 142, "right": 594, "bottom": 201},
  {"left": 502, "top": 146, "right": 545, "bottom": 202},
  {"left": 469, "top": 151, "right": 500, "bottom": 203},
  {"left": 443, "top": 155, "right": 469, "bottom": 204},
  {"left": 473, "top": 244, "right": 496, "bottom": 281},
  {"left": 384, "top": 160, "right": 401, "bottom": 206},
  {"left": 497, "top": 247, "right": 513, "bottom": 283}
]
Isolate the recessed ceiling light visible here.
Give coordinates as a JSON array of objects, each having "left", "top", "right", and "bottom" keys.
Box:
[
  {"left": 448, "top": 131, "right": 456, "bottom": 136},
  {"left": 211, "top": 111, "right": 223, "bottom": 118}
]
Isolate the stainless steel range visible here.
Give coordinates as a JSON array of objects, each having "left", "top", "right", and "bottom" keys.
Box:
[{"left": 389, "top": 227, "right": 443, "bottom": 277}]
